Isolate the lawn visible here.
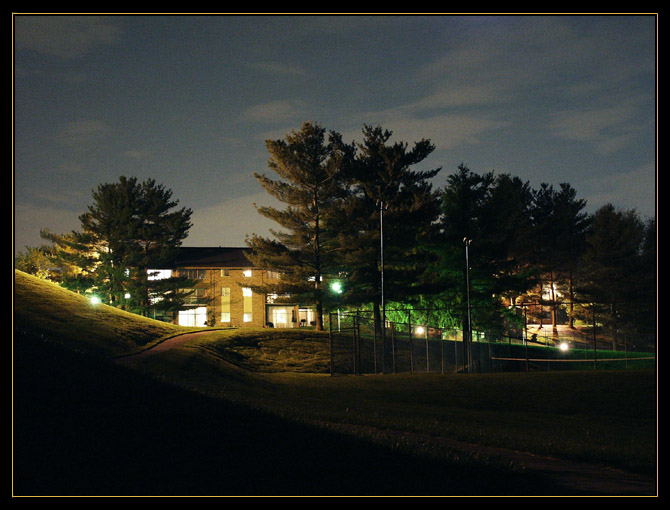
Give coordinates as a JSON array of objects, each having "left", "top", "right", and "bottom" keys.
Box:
[
  {"left": 13, "top": 270, "right": 658, "bottom": 495},
  {"left": 124, "top": 327, "right": 657, "bottom": 477}
]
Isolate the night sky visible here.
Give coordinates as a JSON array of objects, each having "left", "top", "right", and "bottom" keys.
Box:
[{"left": 13, "top": 15, "right": 657, "bottom": 254}]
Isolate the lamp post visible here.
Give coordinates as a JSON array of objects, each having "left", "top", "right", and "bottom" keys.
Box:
[
  {"left": 379, "top": 199, "right": 388, "bottom": 373},
  {"left": 330, "top": 281, "right": 343, "bottom": 331},
  {"left": 464, "top": 238, "right": 473, "bottom": 373}
]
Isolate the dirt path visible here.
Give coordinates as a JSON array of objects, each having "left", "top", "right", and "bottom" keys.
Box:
[{"left": 114, "top": 331, "right": 212, "bottom": 364}]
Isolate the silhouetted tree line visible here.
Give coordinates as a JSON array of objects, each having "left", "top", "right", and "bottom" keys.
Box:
[
  {"left": 246, "top": 122, "right": 656, "bottom": 347},
  {"left": 15, "top": 122, "right": 656, "bottom": 348}
]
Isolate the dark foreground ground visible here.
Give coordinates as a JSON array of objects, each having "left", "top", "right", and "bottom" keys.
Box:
[{"left": 12, "top": 332, "right": 655, "bottom": 497}]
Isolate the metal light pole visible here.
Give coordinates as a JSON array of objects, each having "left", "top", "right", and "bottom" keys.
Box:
[
  {"left": 464, "top": 238, "right": 473, "bottom": 373},
  {"left": 379, "top": 199, "right": 387, "bottom": 373}
]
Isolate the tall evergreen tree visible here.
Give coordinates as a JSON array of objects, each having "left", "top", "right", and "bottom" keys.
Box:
[
  {"left": 246, "top": 122, "right": 349, "bottom": 331},
  {"left": 574, "top": 204, "right": 646, "bottom": 349},
  {"left": 551, "top": 183, "right": 591, "bottom": 328},
  {"left": 530, "top": 183, "right": 590, "bottom": 329},
  {"left": 437, "top": 167, "right": 539, "bottom": 367},
  {"left": 332, "top": 125, "right": 441, "bottom": 328},
  {"left": 43, "top": 176, "right": 193, "bottom": 317}
]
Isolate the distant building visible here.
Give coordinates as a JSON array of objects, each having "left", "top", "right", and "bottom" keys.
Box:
[{"left": 151, "top": 247, "right": 316, "bottom": 329}]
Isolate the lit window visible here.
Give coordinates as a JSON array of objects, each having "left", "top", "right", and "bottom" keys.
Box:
[
  {"left": 243, "top": 270, "right": 252, "bottom": 277},
  {"left": 147, "top": 269, "right": 172, "bottom": 280},
  {"left": 243, "top": 287, "right": 252, "bottom": 322},
  {"left": 221, "top": 287, "right": 230, "bottom": 322},
  {"left": 181, "top": 269, "right": 205, "bottom": 279}
]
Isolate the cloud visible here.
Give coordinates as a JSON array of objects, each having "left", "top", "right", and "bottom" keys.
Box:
[
  {"left": 14, "top": 15, "right": 120, "bottom": 59},
  {"left": 56, "top": 120, "right": 111, "bottom": 147},
  {"left": 547, "top": 103, "right": 643, "bottom": 155},
  {"left": 246, "top": 61, "right": 308, "bottom": 77},
  {"left": 122, "top": 149, "right": 155, "bottom": 162},
  {"left": 241, "top": 100, "right": 307, "bottom": 124}
]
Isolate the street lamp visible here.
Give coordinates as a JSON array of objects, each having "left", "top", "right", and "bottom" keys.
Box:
[
  {"left": 379, "top": 199, "right": 389, "bottom": 373},
  {"left": 330, "top": 280, "right": 343, "bottom": 331},
  {"left": 463, "top": 238, "right": 473, "bottom": 373}
]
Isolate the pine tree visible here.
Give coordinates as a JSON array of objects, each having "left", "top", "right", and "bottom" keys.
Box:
[
  {"left": 575, "top": 204, "right": 647, "bottom": 349},
  {"left": 551, "top": 183, "right": 591, "bottom": 328},
  {"left": 530, "top": 183, "right": 590, "bottom": 329},
  {"left": 43, "top": 176, "right": 193, "bottom": 316},
  {"left": 437, "top": 166, "right": 539, "bottom": 367},
  {"left": 332, "top": 125, "right": 441, "bottom": 328},
  {"left": 246, "top": 122, "right": 349, "bottom": 331}
]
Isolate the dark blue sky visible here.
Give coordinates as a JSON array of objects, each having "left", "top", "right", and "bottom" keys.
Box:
[{"left": 13, "top": 15, "right": 657, "bottom": 252}]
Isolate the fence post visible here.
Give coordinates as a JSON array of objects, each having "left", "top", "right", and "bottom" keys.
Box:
[
  {"left": 352, "top": 312, "right": 357, "bottom": 375},
  {"left": 408, "top": 309, "right": 414, "bottom": 374},
  {"left": 455, "top": 332, "right": 459, "bottom": 373},
  {"left": 525, "top": 335, "right": 529, "bottom": 372},
  {"left": 441, "top": 333, "right": 445, "bottom": 374},
  {"left": 391, "top": 322, "right": 396, "bottom": 374},
  {"left": 329, "top": 312, "right": 334, "bottom": 376},
  {"left": 592, "top": 306, "right": 598, "bottom": 370},
  {"left": 425, "top": 326, "right": 430, "bottom": 373},
  {"left": 373, "top": 313, "right": 378, "bottom": 375}
]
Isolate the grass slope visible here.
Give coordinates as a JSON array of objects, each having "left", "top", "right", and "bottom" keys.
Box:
[
  {"left": 14, "top": 270, "right": 190, "bottom": 357},
  {"left": 13, "top": 270, "right": 657, "bottom": 496}
]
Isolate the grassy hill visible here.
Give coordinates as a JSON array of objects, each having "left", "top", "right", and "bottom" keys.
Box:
[
  {"left": 12, "top": 270, "right": 657, "bottom": 496},
  {"left": 13, "top": 270, "right": 188, "bottom": 357}
]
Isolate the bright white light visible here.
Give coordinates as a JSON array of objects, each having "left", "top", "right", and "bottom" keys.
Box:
[
  {"left": 124, "top": 293, "right": 131, "bottom": 299},
  {"left": 416, "top": 326, "right": 425, "bottom": 335},
  {"left": 331, "top": 281, "right": 342, "bottom": 294},
  {"left": 559, "top": 342, "right": 569, "bottom": 352},
  {"left": 90, "top": 296, "right": 101, "bottom": 305}
]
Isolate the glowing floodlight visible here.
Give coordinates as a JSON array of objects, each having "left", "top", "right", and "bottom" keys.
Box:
[
  {"left": 416, "top": 326, "right": 425, "bottom": 335},
  {"left": 331, "top": 281, "right": 343, "bottom": 294},
  {"left": 89, "top": 296, "right": 101, "bottom": 305},
  {"left": 559, "top": 342, "right": 569, "bottom": 352}
]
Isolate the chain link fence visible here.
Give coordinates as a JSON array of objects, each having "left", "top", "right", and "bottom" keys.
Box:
[{"left": 327, "top": 310, "right": 655, "bottom": 375}]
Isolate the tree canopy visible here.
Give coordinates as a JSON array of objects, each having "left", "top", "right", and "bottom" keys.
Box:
[
  {"left": 41, "top": 176, "right": 193, "bottom": 317},
  {"left": 245, "top": 122, "right": 349, "bottom": 330}
]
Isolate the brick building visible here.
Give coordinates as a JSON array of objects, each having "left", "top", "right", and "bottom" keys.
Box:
[{"left": 153, "top": 247, "right": 315, "bottom": 329}]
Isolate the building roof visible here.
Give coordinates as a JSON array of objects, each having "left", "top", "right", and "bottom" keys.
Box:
[{"left": 172, "top": 247, "right": 255, "bottom": 268}]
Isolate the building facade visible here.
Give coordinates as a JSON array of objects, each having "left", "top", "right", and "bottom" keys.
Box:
[{"left": 155, "top": 247, "right": 315, "bottom": 329}]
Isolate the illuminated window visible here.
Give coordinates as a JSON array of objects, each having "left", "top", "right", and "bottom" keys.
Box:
[
  {"left": 243, "top": 270, "right": 252, "bottom": 278},
  {"left": 267, "top": 270, "right": 280, "bottom": 279},
  {"left": 243, "top": 287, "right": 252, "bottom": 321},
  {"left": 221, "top": 287, "right": 230, "bottom": 322},
  {"left": 181, "top": 269, "right": 206, "bottom": 279},
  {"left": 148, "top": 269, "right": 172, "bottom": 280}
]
